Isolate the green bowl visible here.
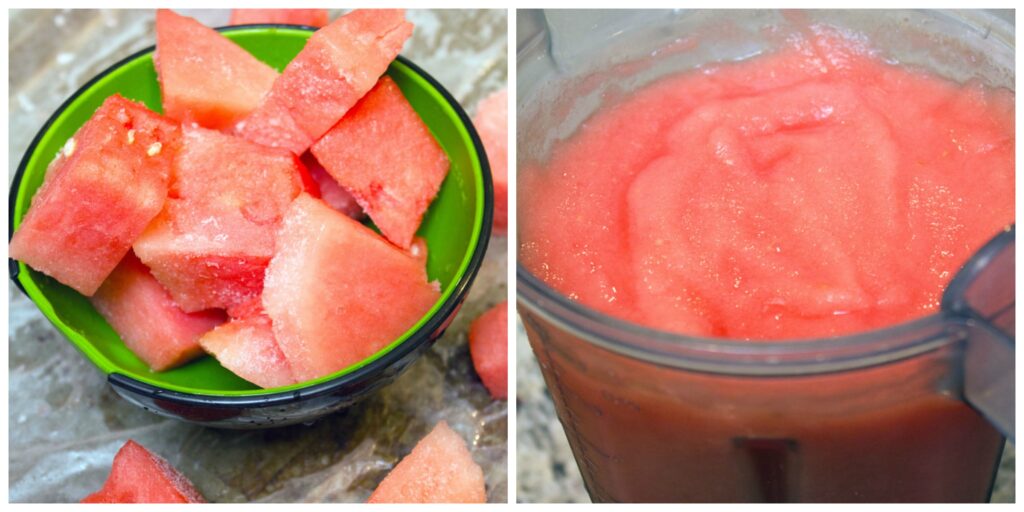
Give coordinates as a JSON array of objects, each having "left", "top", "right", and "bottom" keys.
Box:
[{"left": 8, "top": 25, "right": 493, "bottom": 427}]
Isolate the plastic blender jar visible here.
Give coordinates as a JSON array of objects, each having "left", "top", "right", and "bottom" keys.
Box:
[{"left": 517, "top": 9, "right": 1014, "bottom": 503}]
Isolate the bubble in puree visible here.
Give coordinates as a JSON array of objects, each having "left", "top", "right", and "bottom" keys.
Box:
[{"left": 520, "top": 26, "right": 1015, "bottom": 340}]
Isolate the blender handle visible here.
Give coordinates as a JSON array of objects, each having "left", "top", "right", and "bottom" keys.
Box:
[{"left": 942, "top": 225, "right": 1014, "bottom": 441}]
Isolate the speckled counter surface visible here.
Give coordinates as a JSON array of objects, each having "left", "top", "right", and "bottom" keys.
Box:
[
  {"left": 8, "top": 9, "right": 508, "bottom": 503},
  {"left": 516, "top": 318, "right": 1015, "bottom": 503}
]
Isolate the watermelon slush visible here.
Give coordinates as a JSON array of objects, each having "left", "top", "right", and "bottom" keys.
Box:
[{"left": 517, "top": 12, "right": 1012, "bottom": 502}]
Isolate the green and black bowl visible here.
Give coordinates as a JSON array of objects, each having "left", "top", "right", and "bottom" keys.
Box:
[{"left": 8, "top": 25, "right": 492, "bottom": 428}]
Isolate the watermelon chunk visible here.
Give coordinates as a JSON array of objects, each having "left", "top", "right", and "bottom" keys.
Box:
[
  {"left": 199, "top": 306, "right": 296, "bottom": 389},
  {"left": 469, "top": 301, "right": 508, "bottom": 400},
  {"left": 301, "top": 151, "right": 364, "bottom": 219},
  {"left": 367, "top": 421, "right": 486, "bottom": 503},
  {"left": 134, "top": 125, "right": 303, "bottom": 312},
  {"left": 10, "top": 94, "right": 177, "bottom": 296},
  {"left": 81, "top": 440, "right": 205, "bottom": 503},
  {"left": 90, "top": 252, "right": 226, "bottom": 371},
  {"left": 473, "top": 89, "right": 508, "bottom": 234},
  {"left": 155, "top": 9, "right": 278, "bottom": 131},
  {"left": 311, "top": 76, "right": 449, "bottom": 249},
  {"left": 263, "top": 194, "right": 439, "bottom": 381},
  {"left": 234, "top": 8, "right": 413, "bottom": 155},
  {"left": 229, "top": 9, "right": 330, "bottom": 28}
]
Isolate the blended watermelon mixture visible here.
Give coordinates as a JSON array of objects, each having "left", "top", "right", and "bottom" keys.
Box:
[{"left": 520, "top": 26, "right": 1015, "bottom": 340}]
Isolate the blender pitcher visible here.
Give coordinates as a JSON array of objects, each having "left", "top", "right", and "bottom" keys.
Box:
[{"left": 516, "top": 9, "right": 1014, "bottom": 503}]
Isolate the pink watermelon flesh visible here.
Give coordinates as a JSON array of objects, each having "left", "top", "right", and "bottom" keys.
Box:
[
  {"left": 301, "top": 151, "right": 364, "bottom": 219},
  {"left": 473, "top": 89, "right": 508, "bottom": 234},
  {"left": 155, "top": 9, "right": 278, "bottom": 131},
  {"left": 133, "top": 125, "right": 302, "bottom": 312},
  {"left": 81, "top": 440, "right": 205, "bottom": 503},
  {"left": 229, "top": 9, "right": 329, "bottom": 28},
  {"left": 199, "top": 309, "right": 296, "bottom": 389},
  {"left": 10, "top": 94, "right": 177, "bottom": 296},
  {"left": 367, "top": 421, "right": 486, "bottom": 503},
  {"left": 310, "top": 76, "right": 449, "bottom": 249},
  {"left": 235, "top": 8, "right": 413, "bottom": 155},
  {"left": 90, "top": 252, "right": 226, "bottom": 371},
  {"left": 263, "top": 194, "right": 440, "bottom": 382},
  {"left": 469, "top": 301, "right": 508, "bottom": 400},
  {"left": 226, "top": 296, "right": 263, "bottom": 319}
]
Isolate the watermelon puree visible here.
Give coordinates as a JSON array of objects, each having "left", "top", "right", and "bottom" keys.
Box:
[
  {"left": 520, "top": 28, "right": 1014, "bottom": 340},
  {"left": 519, "top": 27, "right": 1012, "bottom": 502}
]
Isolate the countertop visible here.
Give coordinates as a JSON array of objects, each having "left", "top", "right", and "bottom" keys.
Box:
[{"left": 8, "top": 8, "right": 508, "bottom": 503}]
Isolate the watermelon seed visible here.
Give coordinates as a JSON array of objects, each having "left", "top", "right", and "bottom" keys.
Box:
[
  {"left": 147, "top": 142, "right": 162, "bottom": 156},
  {"left": 62, "top": 137, "right": 76, "bottom": 158},
  {"left": 126, "top": 129, "right": 136, "bottom": 145}
]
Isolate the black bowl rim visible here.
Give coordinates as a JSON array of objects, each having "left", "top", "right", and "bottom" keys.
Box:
[{"left": 9, "top": 23, "right": 495, "bottom": 408}]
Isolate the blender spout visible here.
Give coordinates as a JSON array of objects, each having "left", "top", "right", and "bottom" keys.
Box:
[{"left": 943, "top": 225, "right": 1015, "bottom": 441}]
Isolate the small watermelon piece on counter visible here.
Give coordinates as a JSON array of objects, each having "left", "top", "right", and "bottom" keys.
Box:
[
  {"left": 90, "top": 252, "right": 226, "bottom": 371},
  {"left": 473, "top": 88, "right": 508, "bottom": 233},
  {"left": 235, "top": 8, "right": 413, "bottom": 155},
  {"left": 81, "top": 440, "right": 205, "bottom": 503},
  {"left": 469, "top": 301, "right": 508, "bottom": 400},
  {"left": 263, "top": 194, "right": 439, "bottom": 382},
  {"left": 199, "top": 301, "right": 296, "bottom": 389},
  {"left": 367, "top": 421, "right": 486, "bottom": 503},
  {"left": 134, "top": 125, "right": 303, "bottom": 313},
  {"left": 10, "top": 94, "right": 177, "bottom": 296},
  {"left": 155, "top": 9, "right": 279, "bottom": 131},
  {"left": 301, "top": 152, "right": 363, "bottom": 219},
  {"left": 311, "top": 76, "right": 449, "bottom": 249},
  {"left": 229, "top": 8, "right": 330, "bottom": 28}
]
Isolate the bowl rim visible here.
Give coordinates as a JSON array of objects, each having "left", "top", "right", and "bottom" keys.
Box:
[{"left": 8, "top": 23, "right": 494, "bottom": 407}]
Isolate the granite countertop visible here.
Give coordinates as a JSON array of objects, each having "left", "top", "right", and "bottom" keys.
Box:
[
  {"left": 516, "top": 318, "right": 1015, "bottom": 503},
  {"left": 8, "top": 9, "right": 508, "bottom": 503}
]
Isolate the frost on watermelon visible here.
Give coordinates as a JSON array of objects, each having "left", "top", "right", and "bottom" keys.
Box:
[
  {"left": 301, "top": 152, "right": 363, "bottom": 219},
  {"left": 133, "top": 125, "right": 303, "bottom": 313},
  {"left": 367, "top": 421, "right": 486, "bottom": 503},
  {"left": 229, "top": 9, "right": 330, "bottom": 28},
  {"left": 91, "top": 252, "right": 226, "bottom": 371},
  {"left": 234, "top": 8, "right": 413, "bottom": 155},
  {"left": 310, "top": 76, "right": 449, "bottom": 249},
  {"left": 473, "top": 89, "right": 508, "bottom": 234},
  {"left": 155, "top": 9, "right": 278, "bottom": 131},
  {"left": 263, "top": 194, "right": 439, "bottom": 382},
  {"left": 199, "top": 303, "right": 295, "bottom": 389},
  {"left": 469, "top": 301, "right": 508, "bottom": 400},
  {"left": 81, "top": 440, "right": 205, "bottom": 503},
  {"left": 10, "top": 94, "right": 177, "bottom": 296}
]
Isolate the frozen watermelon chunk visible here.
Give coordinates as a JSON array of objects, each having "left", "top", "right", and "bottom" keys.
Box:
[
  {"left": 230, "top": 9, "right": 330, "bottom": 28},
  {"left": 367, "top": 421, "right": 486, "bottom": 503},
  {"left": 91, "top": 252, "right": 226, "bottom": 371},
  {"left": 10, "top": 94, "right": 177, "bottom": 296},
  {"left": 473, "top": 89, "right": 508, "bottom": 234},
  {"left": 225, "top": 296, "right": 263, "bottom": 319},
  {"left": 199, "top": 307, "right": 296, "bottom": 389},
  {"left": 155, "top": 9, "right": 278, "bottom": 131},
  {"left": 81, "top": 440, "right": 205, "bottom": 503},
  {"left": 263, "top": 194, "right": 439, "bottom": 381},
  {"left": 469, "top": 301, "right": 508, "bottom": 400},
  {"left": 301, "top": 152, "right": 363, "bottom": 219},
  {"left": 311, "top": 76, "right": 449, "bottom": 249},
  {"left": 134, "top": 125, "right": 303, "bottom": 312},
  {"left": 235, "top": 9, "right": 413, "bottom": 154}
]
